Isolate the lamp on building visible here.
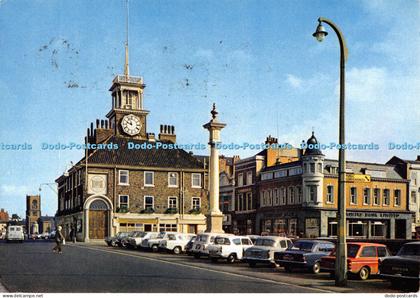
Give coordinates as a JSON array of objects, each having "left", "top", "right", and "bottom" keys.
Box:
[{"left": 313, "top": 17, "right": 348, "bottom": 287}]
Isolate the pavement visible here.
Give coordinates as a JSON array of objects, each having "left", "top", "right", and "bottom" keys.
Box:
[{"left": 0, "top": 239, "right": 412, "bottom": 293}]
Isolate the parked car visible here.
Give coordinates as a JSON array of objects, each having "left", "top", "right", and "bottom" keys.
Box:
[
  {"left": 379, "top": 241, "right": 420, "bottom": 291},
  {"left": 129, "top": 231, "right": 158, "bottom": 249},
  {"left": 208, "top": 235, "right": 253, "bottom": 263},
  {"left": 243, "top": 236, "right": 293, "bottom": 267},
  {"left": 140, "top": 232, "right": 164, "bottom": 251},
  {"left": 119, "top": 231, "right": 143, "bottom": 248},
  {"left": 125, "top": 231, "right": 147, "bottom": 248},
  {"left": 191, "top": 233, "right": 225, "bottom": 258},
  {"left": 185, "top": 237, "right": 196, "bottom": 256},
  {"left": 104, "top": 232, "right": 128, "bottom": 247},
  {"left": 6, "top": 225, "right": 24, "bottom": 242},
  {"left": 274, "top": 240, "right": 335, "bottom": 273},
  {"left": 159, "top": 233, "right": 196, "bottom": 254},
  {"left": 320, "top": 242, "right": 390, "bottom": 280},
  {"left": 49, "top": 230, "right": 56, "bottom": 240}
]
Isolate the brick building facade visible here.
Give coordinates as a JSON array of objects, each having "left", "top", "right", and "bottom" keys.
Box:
[{"left": 55, "top": 63, "right": 209, "bottom": 241}]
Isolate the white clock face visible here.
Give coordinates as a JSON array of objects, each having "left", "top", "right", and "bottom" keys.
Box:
[{"left": 121, "top": 114, "right": 141, "bottom": 136}]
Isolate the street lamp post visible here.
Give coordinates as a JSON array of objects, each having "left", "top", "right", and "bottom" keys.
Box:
[{"left": 313, "top": 17, "right": 348, "bottom": 287}]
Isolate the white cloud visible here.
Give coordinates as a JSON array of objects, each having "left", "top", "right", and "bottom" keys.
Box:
[
  {"left": 0, "top": 184, "right": 30, "bottom": 197},
  {"left": 342, "top": 67, "right": 387, "bottom": 102},
  {"left": 285, "top": 74, "right": 303, "bottom": 89}
]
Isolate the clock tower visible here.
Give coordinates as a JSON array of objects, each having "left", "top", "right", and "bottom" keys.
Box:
[
  {"left": 106, "top": 74, "right": 149, "bottom": 140},
  {"left": 106, "top": 0, "right": 149, "bottom": 140}
]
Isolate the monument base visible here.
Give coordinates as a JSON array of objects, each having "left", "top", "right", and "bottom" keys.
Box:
[{"left": 205, "top": 213, "right": 225, "bottom": 234}]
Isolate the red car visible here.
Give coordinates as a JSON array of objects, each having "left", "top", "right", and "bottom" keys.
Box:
[{"left": 320, "top": 242, "right": 391, "bottom": 280}]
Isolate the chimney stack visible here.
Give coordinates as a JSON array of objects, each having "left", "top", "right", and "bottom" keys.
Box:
[{"left": 158, "top": 124, "right": 176, "bottom": 143}]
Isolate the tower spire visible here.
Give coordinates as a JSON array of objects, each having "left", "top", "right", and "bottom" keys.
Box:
[{"left": 124, "top": 0, "right": 130, "bottom": 78}]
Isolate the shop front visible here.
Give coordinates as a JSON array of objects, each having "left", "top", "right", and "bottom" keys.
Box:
[{"left": 321, "top": 210, "right": 412, "bottom": 240}]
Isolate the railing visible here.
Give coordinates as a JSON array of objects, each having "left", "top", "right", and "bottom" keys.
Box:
[{"left": 113, "top": 75, "right": 143, "bottom": 84}]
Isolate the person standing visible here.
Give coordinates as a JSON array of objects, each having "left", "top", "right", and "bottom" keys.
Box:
[{"left": 53, "top": 226, "right": 65, "bottom": 254}]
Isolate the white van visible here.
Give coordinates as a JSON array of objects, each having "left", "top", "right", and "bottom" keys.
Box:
[{"left": 6, "top": 225, "right": 24, "bottom": 242}]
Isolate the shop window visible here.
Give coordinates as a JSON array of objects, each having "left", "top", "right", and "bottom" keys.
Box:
[
  {"left": 349, "top": 221, "right": 367, "bottom": 237},
  {"left": 326, "top": 185, "right": 334, "bottom": 203},
  {"left": 264, "top": 219, "right": 272, "bottom": 234},
  {"left": 394, "top": 190, "right": 401, "bottom": 206},
  {"left": 371, "top": 222, "right": 385, "bottom": 237},
  {"left": 328, "top": 221, "right": 337, "bottom": 236},
  {"left": 350, "top": 187, "right": 357, "bottom": 205},
  {"left": 373, "top": 188, "right": 381, "bottom": 206},
  {"left": 288, "top": 219, "right": 297, "bottom": 237},
  {"left": 383, "top": 189, "right": 390, "bottom": 205},
  {"left": 159, "top": 224, "right": 177, "bottom": 232},
  {"left": 360, "top": 246, "right": 377, "bottom": 257},
  {"left": 363, "top": 188, "right": 371, "bottom": 205},
  {"left": 274, "top": 219, "right": 287, "bottom": 235}
]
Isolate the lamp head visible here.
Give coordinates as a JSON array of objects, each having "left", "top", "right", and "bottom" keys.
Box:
[{"left": 313, "top": 22, "right": 328, "bottom": 42}]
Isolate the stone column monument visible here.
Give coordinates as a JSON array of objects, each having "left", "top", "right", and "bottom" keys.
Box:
[{"left": 203, "top": 103, "right": 226, "bottom": 233}]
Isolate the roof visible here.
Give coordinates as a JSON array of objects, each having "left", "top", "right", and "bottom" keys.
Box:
[
  {"left": 348, "top": 242, "right": 387, "bottom": 247},
  {"left": 387, "top": 156, "right": 420, "bottom": 165},
  {"left": 80, "top": 136, "right": 206, "bottom": 169},
  {"left": 324, "top": 159, "right": 404, "bottom": 180},
  {"left": 261, "top": 160, "right": 301, "bottom": 172}
]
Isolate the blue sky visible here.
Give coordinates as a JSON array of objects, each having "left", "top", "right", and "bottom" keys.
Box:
[{"left": 0, "top": 0, "right": 419, "bottom": 217}]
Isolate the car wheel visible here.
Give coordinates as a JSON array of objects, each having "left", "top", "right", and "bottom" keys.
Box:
[
  {"left": 312, "top": 262, "right": 321, "bottom": 274},
  {"left": 173, "top": 246, "right": 181, "bottom": 255},
  {"left": 211, "top": 257, "right": 218, "bottom": 263},
  {"left": 248, "top": 262, "right": 256, "bottom": 268},
  {"left": 152, "top": 245, "right": 159, "bottom": 252},
  {"left": 227, "top": 254, "right": 236, "bottom": 264},
  {"left": 358, "top": 267, "right": 370, "bottom": 280},
  {"left": 284, "top": 265, "right": 292, "bottom": 273}
]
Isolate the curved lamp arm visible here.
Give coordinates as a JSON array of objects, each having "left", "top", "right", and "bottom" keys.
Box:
[{"left": 318, "top": 17, "right": 349, "bottom": 62}]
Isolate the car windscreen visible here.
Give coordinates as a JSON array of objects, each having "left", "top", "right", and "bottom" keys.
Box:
[
  {"left": 398, "top": 244, "right": 420, "bottom": 256},
  {"left": 255, "top": 238, "right": 275, "bottom": 247},
  {"left": 347, "top": 244, "right": 360, "bottom": 258},
  {"left": 291, "top": 241, "right": 314, "bottom": 252}
]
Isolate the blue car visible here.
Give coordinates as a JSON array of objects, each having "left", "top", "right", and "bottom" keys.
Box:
[{"left": 274, "top": 240, "right": 335, "bottom": 274}]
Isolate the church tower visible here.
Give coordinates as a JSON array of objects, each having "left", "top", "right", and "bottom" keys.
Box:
[
  {"left": 26, "top": 195, "right": 41, "bottom": 234},
  {"left": 106, "top": 0, "right": 149, "bottom": 140}
]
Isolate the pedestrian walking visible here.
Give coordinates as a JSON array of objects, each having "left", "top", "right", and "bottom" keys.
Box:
[
  {"left": 71, "top": 227, "right": 77, "bottom": 243},
  {"left": 52, "top": 226, "right": 65, "bottom": 254}
]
